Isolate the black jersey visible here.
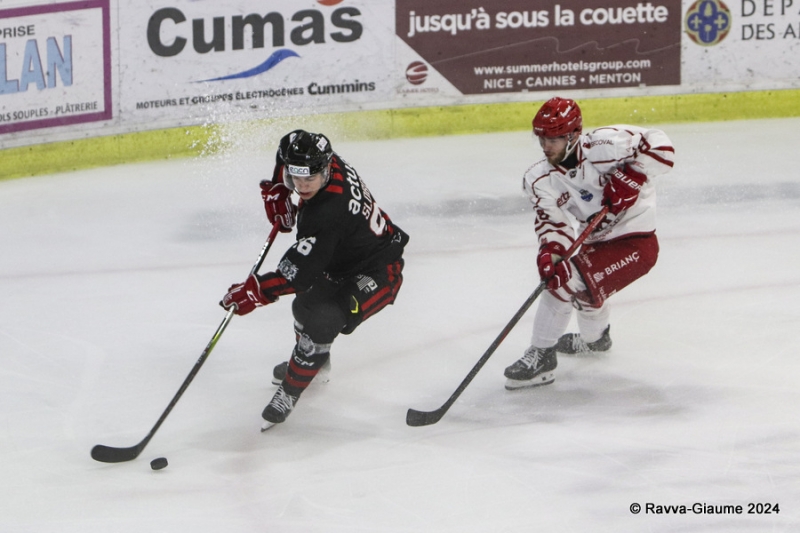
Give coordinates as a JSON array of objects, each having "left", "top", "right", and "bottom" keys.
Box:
[{"left": 274, "top": 153, "right": 408, "bottom": 292}]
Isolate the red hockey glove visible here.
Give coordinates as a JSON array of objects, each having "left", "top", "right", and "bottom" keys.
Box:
[
  {"left": 220, "top": 274, "right": 276, "bottom": 316},
  {"left": 537, "top": 242, "right": 572, "bottom": 290},
  {"left": 260, "top": 180, "right": 296, "bottom": 233},
  {"left": 602, "top": 164, "right": 648, "bottom": 215}
]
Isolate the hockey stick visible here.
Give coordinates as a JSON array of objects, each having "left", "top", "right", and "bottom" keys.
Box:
[
  {"left": 406, "top": 207, "right": 609, "bottom": 427},
  {"left": 91, "top": 222, "right": 282, "bottom": 463}
]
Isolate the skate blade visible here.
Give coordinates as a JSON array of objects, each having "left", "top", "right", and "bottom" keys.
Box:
[
  {"left": 260, "top": 421, "right": 276, "bottom": 432},
  {"left": 504, "top": 372, "right": 555, "bottom": 390}
]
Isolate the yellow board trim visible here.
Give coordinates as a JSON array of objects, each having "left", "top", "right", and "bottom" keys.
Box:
[{"left": 2, "top": 89, "right": 799, "bottom": 181}]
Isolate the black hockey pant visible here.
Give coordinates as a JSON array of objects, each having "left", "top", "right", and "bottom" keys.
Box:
[{"left": 282, "top": 260, "right": 404, "bottom": 394}]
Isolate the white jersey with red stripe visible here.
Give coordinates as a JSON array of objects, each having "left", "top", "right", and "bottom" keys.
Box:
[{"left": 522, "top": 125, "right": 675, "bottom": 249}]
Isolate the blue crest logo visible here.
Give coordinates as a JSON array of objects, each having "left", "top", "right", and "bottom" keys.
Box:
[{"left": 685, "top": 0, "right": 732, "bottom": 46}]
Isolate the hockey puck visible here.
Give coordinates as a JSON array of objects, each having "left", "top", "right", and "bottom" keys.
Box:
[{"left": 150, "top": 457, "right": 168, "bottom": 470}]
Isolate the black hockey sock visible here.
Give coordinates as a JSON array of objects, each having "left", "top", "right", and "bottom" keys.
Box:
[{"left": 283, "top": 348, "right": 330, "bottom": 397}]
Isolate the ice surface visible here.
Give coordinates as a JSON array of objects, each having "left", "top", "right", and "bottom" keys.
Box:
[{"left": 1, "top": 118, "right": 799, "bottom": 532}]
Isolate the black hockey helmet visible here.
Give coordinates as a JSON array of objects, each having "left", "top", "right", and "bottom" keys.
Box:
[{"left": 281, "top": 130, "right": 333, "bottom": 178}]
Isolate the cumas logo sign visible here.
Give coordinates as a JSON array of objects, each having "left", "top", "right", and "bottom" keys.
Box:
[
  {"left": 146, "top": 5, "right": 363, "bottom": 82},
  {"left": 147, "top": 6, "right": 362, "bottom": 57}
]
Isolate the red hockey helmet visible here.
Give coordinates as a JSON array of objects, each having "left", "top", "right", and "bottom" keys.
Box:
[{"left": 532, "top": 97, "right": 582, "bottom": 138}]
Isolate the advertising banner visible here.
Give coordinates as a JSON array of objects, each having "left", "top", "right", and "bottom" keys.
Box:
[
  {"left": 0, "top": 0, "right": 112, "bottom": 135},
  {"left": 396, "top": 0, "right": 682, "bottom": 95},
  {"left": 681, "top": 0, "right": 800, "bottom": 90},
  {"left": 116, "top": 0, "right": 396, "bottom": 128}
]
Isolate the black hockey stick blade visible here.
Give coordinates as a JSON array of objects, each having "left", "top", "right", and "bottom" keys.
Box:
[
  {"left": 406, "top": 406, "right": 447, "bottom": 427},
  {"left": 91, "top": 442, "right": 146, "bottom": 463}
]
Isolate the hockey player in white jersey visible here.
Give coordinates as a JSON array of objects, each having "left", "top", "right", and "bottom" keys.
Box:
[{"left": 504, "top": 96, "right": 675, "bottom": 390}]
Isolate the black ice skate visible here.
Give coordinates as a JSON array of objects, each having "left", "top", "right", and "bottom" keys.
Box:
[
  {"left": 261, "top": 385, "right": 299, "bottom": 431},
  {"left": 554, "top": 325, "right": 612, "bottom": 355},
  {"left": 271, "top": 358, "right": 332, "bottom": 386},
  {"left": 504, "top": 346, "right": 557, "bottom": 390}
]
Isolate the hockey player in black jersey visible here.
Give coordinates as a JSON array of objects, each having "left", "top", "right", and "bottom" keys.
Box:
[{"left": 221, "top": 130, "right": 409, "bottom": 428}]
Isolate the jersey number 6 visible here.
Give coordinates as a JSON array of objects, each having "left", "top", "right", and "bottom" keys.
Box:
[
  {"left": 369, "top": 205, "right": 387, "bottom": 237},
  {"left": 295, "top": 236, "right": 316, "bottom": 256}
]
